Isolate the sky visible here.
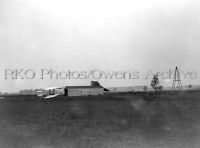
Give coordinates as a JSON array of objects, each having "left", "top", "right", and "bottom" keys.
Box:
[{"left": 0, "top": 0, "right": 200, "bottom": 92}]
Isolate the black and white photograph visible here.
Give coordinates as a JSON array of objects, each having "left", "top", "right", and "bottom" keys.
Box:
[{"left": 0, "top": 0, "right": 200, "bottom": 147}]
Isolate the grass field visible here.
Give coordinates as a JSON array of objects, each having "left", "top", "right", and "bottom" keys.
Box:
[{"left": 0, "top": 92, "right": 200, "bottom": 148}]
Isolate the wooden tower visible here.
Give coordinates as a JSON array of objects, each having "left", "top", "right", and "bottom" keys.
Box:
[{"left": 172, "top": 66, "right": 183, "bottom": 91}]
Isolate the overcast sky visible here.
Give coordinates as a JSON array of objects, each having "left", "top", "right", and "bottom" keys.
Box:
[{"left": 0, "top": 0, "right": 200, "bottom": 92}]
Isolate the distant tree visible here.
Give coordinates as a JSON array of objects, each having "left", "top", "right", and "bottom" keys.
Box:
[
  {"left": 158, "top": 85, "right": 163, "bottom": 91},
  {"left": 90, "top": 81, "right": 101, "bottom": 87},
  {"left": 143, "top": 86, "right": 148, "bottom": 91},
  {"left": 188, "top": 84, "right": 192, "bottom": 89},
  {"left": 151, "top": 74, "right": 159, "bottom": 92}
]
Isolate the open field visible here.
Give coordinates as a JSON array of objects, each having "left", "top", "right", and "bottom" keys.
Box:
[{"left": 0, "top": 92, "right": 200, "bottom": 148}]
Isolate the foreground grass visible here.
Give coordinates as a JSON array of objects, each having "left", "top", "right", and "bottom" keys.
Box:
[{"left": 0, "top": 92, "right": 199, "bottom": 148}]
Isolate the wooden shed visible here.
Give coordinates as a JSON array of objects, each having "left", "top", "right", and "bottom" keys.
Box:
[{"left": 64, "top": 86, "right": 105, "bottom": 96}]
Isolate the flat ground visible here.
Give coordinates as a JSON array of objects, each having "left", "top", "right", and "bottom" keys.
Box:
[{"left": 0, "top": 92, "right": 200, "bottom": 148}]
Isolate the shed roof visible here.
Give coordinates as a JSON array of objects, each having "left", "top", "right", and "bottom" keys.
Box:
[{"left": 65, "top": 86, "right": 103, "bottom": 89}]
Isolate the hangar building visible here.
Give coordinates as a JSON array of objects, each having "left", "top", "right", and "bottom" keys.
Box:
[{"left": 64, "top": 86, "right": 108, "bottom": 96}]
